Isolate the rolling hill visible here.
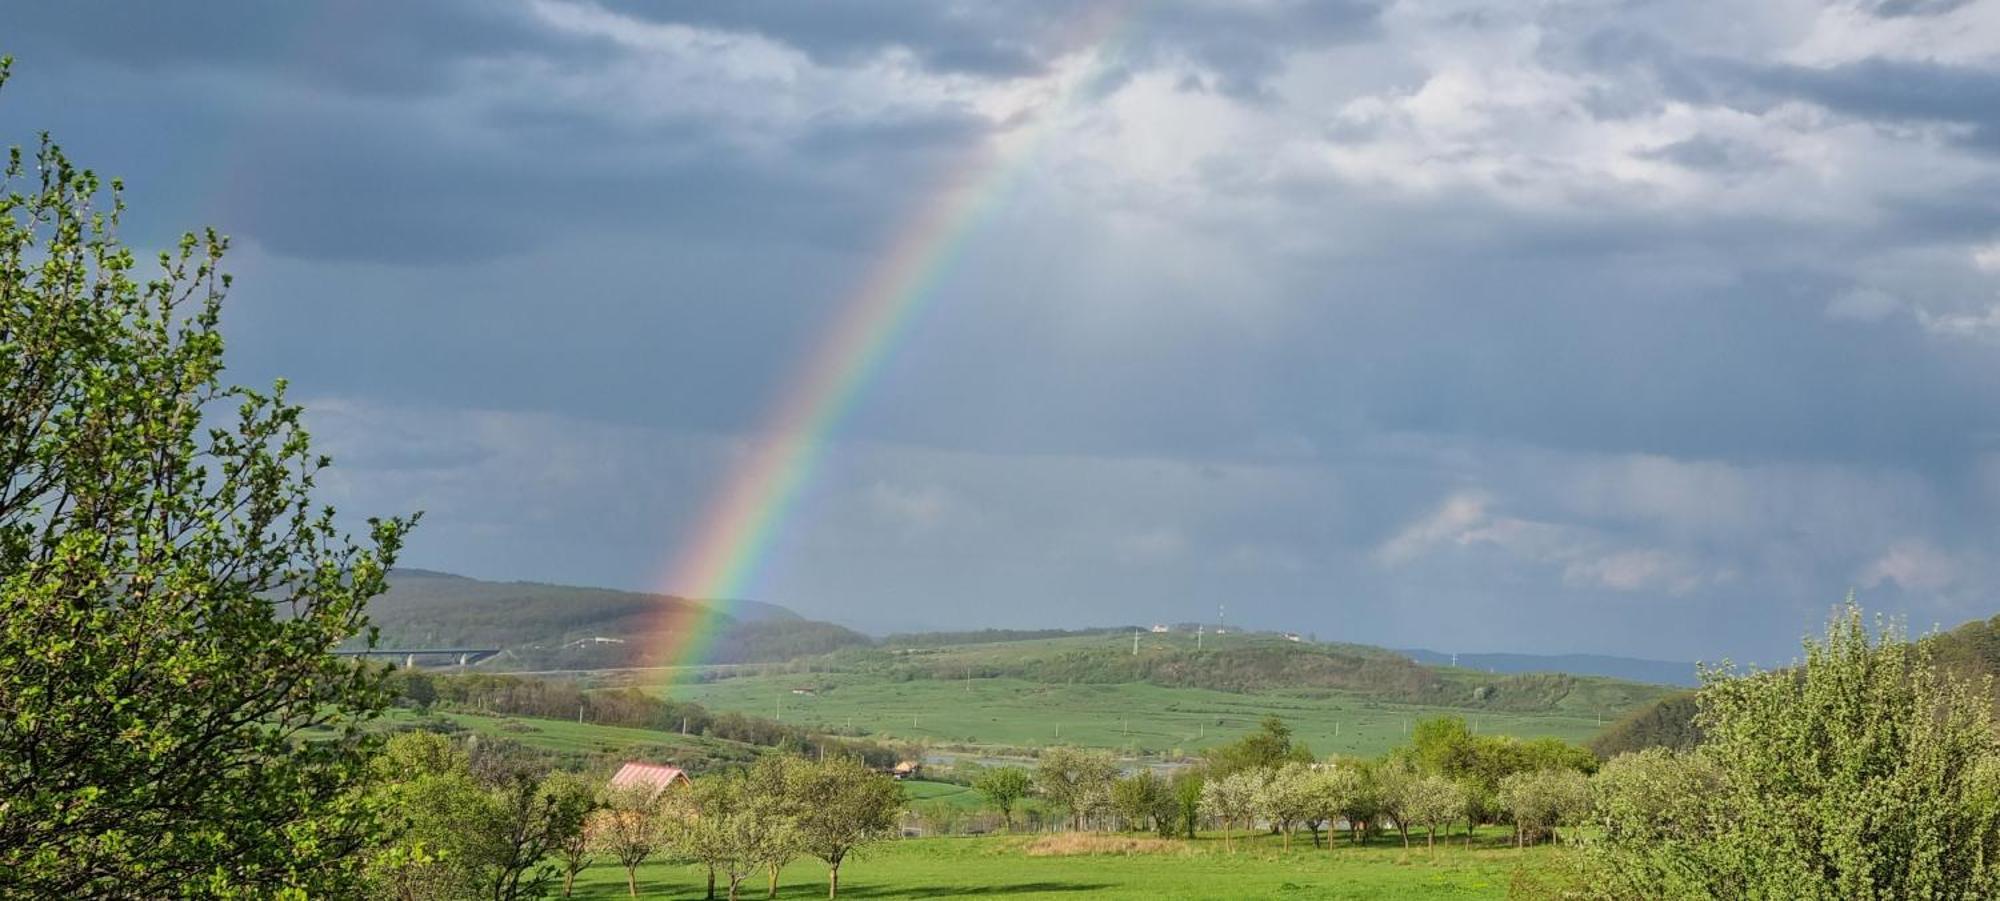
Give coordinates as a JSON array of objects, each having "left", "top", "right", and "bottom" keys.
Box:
[
  {"left": 365, "top": 571, "right": 1678, "bottom": 755},
  {"left": 359, "top": 569, "right": 872, "bottom": 669}
]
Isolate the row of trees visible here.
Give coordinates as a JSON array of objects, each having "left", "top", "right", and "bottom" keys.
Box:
[
  {"left": 366, "top": 732, "right": 905, "bottom": 901},
  {"left": 391, "top": 671, "right": 902, "bottom": 767},
  {"left": 959, "top": 715, "right": 1598, "bottom": 849}
]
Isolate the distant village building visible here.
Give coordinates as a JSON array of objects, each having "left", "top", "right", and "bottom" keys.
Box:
[
  {"left": 562, "top": 635, "right": 627, "bottom": 649},
  {"left": 1283, "top": 633, "right": 1302, "bottom": 643},
  {"left": 790, "top": 688, "right": 817, "bottom": 696},
  {"left": 608, "top": 762, "right": 690, "bottom": 800},
  {"left": 1150, "top": 624, "right": 1171, "bottom": 633}
]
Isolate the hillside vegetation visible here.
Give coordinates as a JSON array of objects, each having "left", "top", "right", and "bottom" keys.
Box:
[
  {"left": 368, "top": 572, "right": 1673, "bottom": 720},
  {"left": 362, "top": 570, "right": 872, "bottom": 668},
  {"left": 1588, "top": 609, "right": 2000, "bottom": 757},
  {"left": 814, "top": 632, "right": 1672, "bottom": 716}
]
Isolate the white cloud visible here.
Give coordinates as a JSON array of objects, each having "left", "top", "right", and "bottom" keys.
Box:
[
  {"left": 1860, "top": 539, "right": 1961, "bottom": 592},
  {"left": 1374, "top": 491, "right": 1490, "bottom": 565},
  {"left": 1377, "top": 489, "right": 1711, "bottom": 595}
]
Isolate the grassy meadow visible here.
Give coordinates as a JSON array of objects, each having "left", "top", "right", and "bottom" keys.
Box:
[
  {"left": 372, "top": 708, "right": 763, "bottom": 767},
  {"left": 566, "top": 828, "right": 1563, "bottom": 900},
  {"left": 655, "top": 672, "right": 1615, "bottom": 758}
]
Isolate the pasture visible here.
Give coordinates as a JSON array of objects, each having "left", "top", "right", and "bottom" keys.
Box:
[
  {"left": 655, "top": 673, "right": 1614, "bottom": 758},
  {"left": 566, "top": 828, "right": 1563, "bottom": 900}
]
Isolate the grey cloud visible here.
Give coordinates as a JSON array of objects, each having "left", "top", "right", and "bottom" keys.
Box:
[
  {"left": 3, "top": 1, "right": 568, "bottom": 97},
  {"left": 9, "top": 0, "right": 2000, "bottom": 661},
  {"left": 1865, "top": 0, "right": 1977, "bottom": 17},
  {"left": 599, "top": 0, "right": 1382, "bottom": 95},
  {"left": 1640, "top": 135, "right": 1777, "bottom": 173}
]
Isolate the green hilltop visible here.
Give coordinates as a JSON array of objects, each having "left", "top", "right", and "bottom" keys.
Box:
[{"left": 367, "top": 571, "right": 1680, "bottom": 757}]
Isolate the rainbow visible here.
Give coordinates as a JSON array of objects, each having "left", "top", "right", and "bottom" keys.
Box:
[{"left": 647, "top": 6, "right": 1141, "bottom": 687}]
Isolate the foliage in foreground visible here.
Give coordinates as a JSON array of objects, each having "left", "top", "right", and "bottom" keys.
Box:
[
  {"left": 0, "top": 60, "right": 412, "bottom": 897},
  {"left": 1588, "top": 603, "right": 2000, "bottom": 899}
]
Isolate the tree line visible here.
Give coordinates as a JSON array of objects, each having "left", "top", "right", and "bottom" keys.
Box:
[
  {"left": 365, "top": 732, "right": 902, "bottom": 901},
  {"left": 392, "top": 671, "right": 903, "bottom": 768},
  {"left": 953, "top": 714, "right": 1598, "bottom": 849}
]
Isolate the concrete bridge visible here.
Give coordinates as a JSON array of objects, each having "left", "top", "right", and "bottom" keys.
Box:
[{"left": 334, "top": 647, "right": 500, "bottom": 669}]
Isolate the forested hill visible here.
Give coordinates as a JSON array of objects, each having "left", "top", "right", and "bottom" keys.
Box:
[
  {"left": 1589, "top": 610, "right": 2000, "bottom": 757},
  {"left": 361, "top": 569, "right": 872, "bottom": 669},
  {"left": 814, "top": 631, "right": 1678, "bottom": 716}
]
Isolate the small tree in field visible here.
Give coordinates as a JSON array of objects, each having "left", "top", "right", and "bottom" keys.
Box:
[
  {"left": 1332, "top": 761, "right": 1379, "bottom": 845},
  {"left": 471, "top": 767, "right": 596, "bottom": 901},
  {"left": 747, "top": 754, "right": 806, "bottom": 899},
  {"left": 543, "top": 772, "right": 601, "bottom": 898},
  {"left": 1372, "top": 757, "right": 1420, "bottom": 847},
  {"left": 594, "top": 785, "right": 667, "bottom": 898},
  {"left": 786, "top": 755, "right": 903, "bottom": 899},
  {"left": 1302, "top": 763, "right": 1360, "bottom": 851},
  {"left": 1035, "top": 746, "right": 1118, "bottom": 831},
  {"left": 670, "top": 770, "right": 797, "bottom": 901},
  {"left": 972, "top": 765, "right": 1033, "bottom": 833},
  {"left": 1171, "top": 770, "right": 1205, "bottom": 839},
  {"left": 1111, "top": 770, "right": 1174, "bottom": 834},
  {"left": 0, "top": 59, "right": 414, "bottom": 895},
  {"left": 1593, "top": 602, "right": 2000, "bottom": 898},
  {"left": 1200, "top": 769, "right": 1262, "bottom": 852},
  {"left": 1256, "top": 762, "right": 1320, "bottom": 849},
  {"left": 1404, "top": 774, "right": 1466, "bottom": 850},
  {"left": 1498, "top": 769, "right": 1586, "bottom": 847}
]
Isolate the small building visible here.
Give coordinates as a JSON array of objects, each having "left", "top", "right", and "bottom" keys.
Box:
[
  {"left": 891, "top": 761, "right": 922, "bottom": 780},
  {"left": 1150, "top": 624, "right": 1171, "bottom": 633},
  {"left": 1283, "top": 633, "right": 1302, "bottom": 643},
  {"left": 790, "top": 687, "right": 817, "bottom": 696},
  {"left": 608, "top": 762, "right": 690, "bottom": 800},
  {"left": 562, "top": 635, "right": 628, "bottom": 649}
]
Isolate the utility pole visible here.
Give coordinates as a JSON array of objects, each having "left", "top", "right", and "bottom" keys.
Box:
[
  {"left": 1132, "top": 631, "right": 1140, "bottom": 656},
  {"left": 1197, "top": 624, "right": 1203, "bottom": 650}
]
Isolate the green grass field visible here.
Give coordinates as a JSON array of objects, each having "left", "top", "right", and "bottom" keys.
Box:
[
  {"left": 656, "top": 673, "right": 1614, "bottom": 758},
  {"left": 566, "top": 828, "right": 1563, "bottom": 899},
  {"left": 374, "top": 708, "right": 762, "bottom": 766},
  {"left": 900, "top": 780, "right": 986, "bottom": 811}
]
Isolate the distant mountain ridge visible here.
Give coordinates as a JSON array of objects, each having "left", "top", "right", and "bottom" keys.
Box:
[
  {"left": 362, "top": 569, "right": 865, "bottom": 669},
  {"left": 1401, "top": 649, "right": 1698, "bottom": 687},
  {"left": 367, "top": 570, "right": 1681, "bottom": 719}
]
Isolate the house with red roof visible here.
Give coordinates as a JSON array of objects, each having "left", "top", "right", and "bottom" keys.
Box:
[{"left": 607, "top": 762, "right": 690, "bottom": 800}]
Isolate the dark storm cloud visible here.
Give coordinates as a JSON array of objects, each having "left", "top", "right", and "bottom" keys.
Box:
[
  {"left": 2, "top": 0, "right": 569, "bottom": 97},
  {"left": 7, "top": 0, "right": 2000, "bottom": 660},
  {"left": 598, "top": 0, "right": 1383, "bottom": 94}
]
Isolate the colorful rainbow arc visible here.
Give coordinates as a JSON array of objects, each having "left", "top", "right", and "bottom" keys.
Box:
[{"left": 647, "top": 6, "right": 1141, "bottom": 688}]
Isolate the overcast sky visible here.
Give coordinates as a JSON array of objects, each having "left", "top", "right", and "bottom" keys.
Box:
[{"left": 10, "top": 0, "right": 2000, "bottom": 661}]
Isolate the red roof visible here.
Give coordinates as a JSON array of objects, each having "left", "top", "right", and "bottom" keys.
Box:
[{"left": 609, "top": 762, "right": 689, "bottom": 799}]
